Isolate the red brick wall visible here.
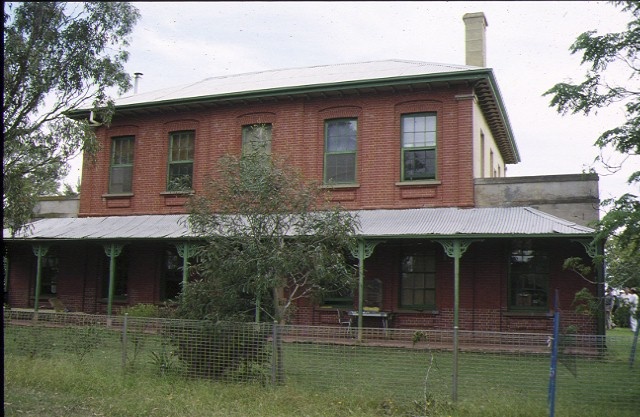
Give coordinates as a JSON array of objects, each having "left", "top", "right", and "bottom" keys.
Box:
[
  {"left": 7, "top": 238, "right": 597, "bottom": 334},
  {"left": 294, "top": 239, "right": 598, "bottom": 334},
  {"left": 79, "top": 86, "right": 477, "bottom": 216}
]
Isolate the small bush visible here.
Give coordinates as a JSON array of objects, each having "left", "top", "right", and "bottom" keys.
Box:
[
  {"left": 164, "top": 320, "right": 271, "bottom": 381},
  {"left": 613, "top": 304, "right": 630, "bottom": 328},
  {"left": 65, "top": 325, "right": 104, "bottom": 361},
  {"left": 120, "top": 303, "right": 167, "bottom": 318}
]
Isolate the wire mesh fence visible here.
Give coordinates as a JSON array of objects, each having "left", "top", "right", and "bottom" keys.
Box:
[{"left": 4, "top": 309, "right": 639, "bottom": 413}]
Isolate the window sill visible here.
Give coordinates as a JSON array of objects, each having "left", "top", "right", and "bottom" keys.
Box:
[
  {"left": 98, "top": 298, "right": 128, "bottom": 304},
  {"left": 504, "top": 310, "right": 552, "bottom": 318},
  {"left": 321, "top": 183, "right": 360, "bottom": 189},
  {"left": 160, "top": 190, "right": 194, "bottom": 196},
  {"left": 102, "top": 193, "right": 134, "bottom": 199},
  {"left": 395, "top": 180, "right": 441, "bottom": 187},
  {"left": 395, "top": 309, "right": 439, "bottom": 314}
]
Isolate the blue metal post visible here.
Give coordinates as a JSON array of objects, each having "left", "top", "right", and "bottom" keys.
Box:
[{"left": 548, "top": 289, "right": 560, "bottom": 417}]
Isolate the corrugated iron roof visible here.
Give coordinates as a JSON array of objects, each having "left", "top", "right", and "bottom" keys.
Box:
[
  {"left": 353, "top": 207, "right": 594, "bottom": 237},
  {"left": 113, "top": 60, "right": 480, "bottom": 107},
  {"left": 4, "top": 207, "right": 594, "bottom": 242}
]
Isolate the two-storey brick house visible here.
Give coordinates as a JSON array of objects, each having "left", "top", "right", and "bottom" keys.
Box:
[{"left": 4, "top": 13, "right": 603, "bottom": 334}]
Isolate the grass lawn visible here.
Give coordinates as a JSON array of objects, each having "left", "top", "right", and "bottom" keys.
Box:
[{"left": 4, "top": 324, "right": 639, "bottom": 417}]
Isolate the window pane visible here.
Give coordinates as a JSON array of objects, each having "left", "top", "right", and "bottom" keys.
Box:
[
  {"left": 326, "top": 120, "right": 357, "bottom": 152},
  {"left": 242, "top": 124, "right": 272, "bottom": 154},
  {"left": 413, "top": 291, "right": 424, "bottom": 305},
  {"left": 325, "top": 153, "right": 356, "bottom": 183},
  {"left": 168, "top": 163, "right": 193, "bottom": 190},
  {"left": 109, "top": 166, "right": 132, "bottom": 193},
  {"left": 401, "top": 289, "right": 413, "bottom": 306},
  {"left": 404, "top": 149, "right": 436, "bottom": 180},
  {"left": 111, "top": 136, "right": 134, "bottom": 165},
  {"left": 402, "top": 114, "right": 436, "bottom": 148},
  {"left": 424, "top": 290, "right": 436, "bottom": 305},
  {"left": 425, "top": 274, "right": 436, "bottom": 289},
  {"left": 170, "top": 131, "right": 195, "bottom": 162}
]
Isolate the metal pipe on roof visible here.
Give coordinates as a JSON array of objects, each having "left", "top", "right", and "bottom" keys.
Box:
[{"left": 133, "top": 72, "right": 143, "bottom": 94}]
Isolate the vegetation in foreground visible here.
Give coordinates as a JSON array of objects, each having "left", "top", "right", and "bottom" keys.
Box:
[{"left": 4, "top": 327, "right": 638, "bottom": 417}]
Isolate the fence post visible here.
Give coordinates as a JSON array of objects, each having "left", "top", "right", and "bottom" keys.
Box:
[
  {"left": 271, "top": 321, "right": 278, "bottom": 385},
  {"left": 630, "top": 323, "right": 639, "bottom": 369},
  {"left": 122, "top": 313, "right": 128, "bottom": 370}
]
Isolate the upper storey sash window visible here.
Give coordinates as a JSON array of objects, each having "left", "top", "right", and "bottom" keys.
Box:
[
  {"left": 109, "top": 136, "right": 134, "bottom": 194},
  {"left": 167, "top": 130, "right": 195, "bottom": 191},
  {"left": 324, "top": 119, "right": 357, "bottom": 184},
  {"left": 401, "top": 113, "right": 437, "bottom": 181}
]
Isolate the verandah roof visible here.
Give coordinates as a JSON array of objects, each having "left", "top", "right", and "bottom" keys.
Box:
[{"left": 3, "top": 207, "right": 594, "bottom": 242}]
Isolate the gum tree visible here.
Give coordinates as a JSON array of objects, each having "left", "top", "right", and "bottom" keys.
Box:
[
  {"left": 185, "top": 148, "right": 358, "bottom": 325},
  {"left": 544, "top": 1, "right": 639, "bottom": 255},
  {"left": 3, "top": 2, "right": 139, "bottom": 234},
  {"left": 182, "top": 147, "right": 358, "bottom": 382}
]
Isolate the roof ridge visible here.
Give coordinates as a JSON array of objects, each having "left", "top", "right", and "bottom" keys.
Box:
[{"left": 117, "top": 59, "right": 479, "bottom": 102}]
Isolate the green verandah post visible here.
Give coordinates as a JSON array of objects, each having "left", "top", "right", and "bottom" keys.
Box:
[
  {"left": 103, "top": 243, "right": 124, "bottom": 317},
  {"left": 175, "top": 241, "right": 195, "bottom": 289},
  {"left": 351, "top": 239, "right": 381, "bottom": 341},
  {"left": 31, "top": 245, "right": 49, "bottom": 313},
  {"left": 436, "top": 238, "right": 480, "bottom": 403}
]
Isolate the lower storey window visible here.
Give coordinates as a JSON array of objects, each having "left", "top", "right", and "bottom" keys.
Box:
[
  {"left": 39, "top": 251, "right": 58, "bottom": 296},
  {"left": 322, "top": 291, "right": 353, "bottom": 308},
  {"left": 162, "top": 247, "right": 183, "bottom": 301},
  {"left": 400, "top": 249, "right": 436, "bottom": 309},
  {"left": 509, "top": 240, "right": 549, "bottom": 309}
]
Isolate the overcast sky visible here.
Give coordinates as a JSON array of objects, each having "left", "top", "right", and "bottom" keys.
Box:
[{"left": 71, "top": 1, "right": 638, "bottom": 204}]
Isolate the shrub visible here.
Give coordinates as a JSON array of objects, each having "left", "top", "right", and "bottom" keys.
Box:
[
  {"left": 120, "top": 303, "right": 170, "bottom": 318},
  {"left": 163, "top": 320, "right": 271, "bottom": 382},
  {"left": 613, "top": 304, "right": 631, "bottom": 328},
  {"left": 65, "top": 325, "right": 104, "bottom": 361}
]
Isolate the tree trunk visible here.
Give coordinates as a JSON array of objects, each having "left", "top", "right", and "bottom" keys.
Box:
[{"left": 272, "top": 286, "right": 286, "bottom": 384}]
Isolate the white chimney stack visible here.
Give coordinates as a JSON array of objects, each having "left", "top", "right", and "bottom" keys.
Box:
[
  {"left": 133, "top": 72, "right": 143, "bottom": 94},
  {"left": 463, "top": 12, "right": 488, "bottom": 67}
]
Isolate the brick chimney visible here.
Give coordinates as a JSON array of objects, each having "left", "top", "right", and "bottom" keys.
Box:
[{"left": 463, "top": 12, "right": 488, "bottom": 67}]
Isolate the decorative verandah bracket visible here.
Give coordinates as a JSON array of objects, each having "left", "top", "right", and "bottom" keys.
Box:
[
  {"left": 571, "top": 238, "right": 598, "bottom": 259},
  {"left": 434, "top": 238, "right": 482, "bottom": 403},
  {"left": 103, "top": 243, "right": 124, "bottom": 317},
  {"left": 174, "top": 241, "right": 198, "bottom": 288},
  {"left": 350, "top": 239, "right": 384, "bottom": 341},
  {"left": 31, "top": 244, "right": 50, "bottom": 312},
  {"left": 435, "top": 239, "right": 479, "bottom": 259}
]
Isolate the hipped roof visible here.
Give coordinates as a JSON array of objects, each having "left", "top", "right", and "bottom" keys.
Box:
[
  {"left": 4, "top": 207, "right": 594, "bottom": 242},
  {"left": 67, "top": 59, "right": 520, "bottom": 164}
]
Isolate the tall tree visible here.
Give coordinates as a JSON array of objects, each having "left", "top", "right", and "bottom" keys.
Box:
[
  {"left": 3, "top": 2, "right": 139, "bottom": 234},
  {"left": 544, "top": 1, "right": 639, "bottom": 254},
  {"left": 186, "top": 148, "right": 358, "bottom": 325},
  {"left": 605, "top": 235, "right": 640, "bottom": 289}
]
